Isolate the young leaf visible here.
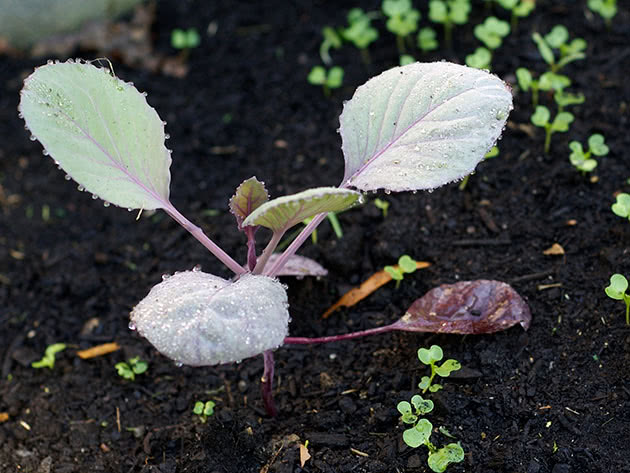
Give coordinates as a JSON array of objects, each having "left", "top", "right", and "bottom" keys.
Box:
[
  {"left": 242, "top": 187, "right": 361, "bottom": 233},
  {"left": 130, "top": 271, "right": 290, "bottom": 366},
  {"left": 434, "top": 359, "right": 461, "bottom": 377},
  {"left": 19, "top": 61, "right": 171, "bottom": 210},
  {"left": 410, "top": 394, "right": 434, "bottom": 414},
  {"left": 588, "top": 134, "right": 609, "bottom": 156},
  {"left": 229, "top": 177, "right": 269, "bottom": 228},
  {"left": 403, "top": 418, "right": 433, "bottom": 448},
  {"left": 605, "top": 274, "right": 628, "bottom": 300},
  {"left": 393, "top": 280, "right": 531, "bottom": 334},
  {"left": 418, "top": 345, "right": 443, "bottom": 364},
  {"left": 427, "top": 443, "right": 465, "bottom": 472},
  {"left": 339, "top": 62, "right": 512, "bottom": 192}
]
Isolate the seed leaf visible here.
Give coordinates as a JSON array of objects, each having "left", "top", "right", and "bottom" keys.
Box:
[
  {"left": 19, "top": 61, "right": 171, "bottom": 210},
  {"left": 339, "top": 62, "right": 512, "bottom": 192},
  {"left": 242, "top": 187, "right": 361, "bottom": 232},
  {"left": 394, "top": 280, "right": 531, "bottom": 334}
]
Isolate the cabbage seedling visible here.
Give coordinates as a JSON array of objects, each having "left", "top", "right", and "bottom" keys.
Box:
[
  {"left": 307, "top": 65, "right": 344, "bottom": 96},
  {"left": 32, "top": 343, "right": 66, "bottom": 369},
  {"left": 554, "top": 89, "right": 585, "bottom": 113},
  {"left": 20, "top": 60, "right": 512, "bottom": 415},
  {"left": 115, "top": 356, "right": 148, "bottom": 381},
  {"left": 170, "top": 28, "right": 200, "bottom": 50},
  {"left": 382, "top": 0, "right": 421, "bottom": 54},
  {"left": 474, "top": 16, "right": 510, "bottom": 50},
  {"left": 495, "top": 0, "right": 535, "bottom": 30},
  {"left": 515, "top": 68, "right": 571, "bottom": 107},
  {"left": 611, "top": 193, "right": 630, "bottom": 222},
  {"left": 384, "top": 255, "right": 418, "bottom": 289},
  {"left": 417, "top": 345, "right": 461, "bottom": 393},
  {"left": 587, "top": 0, "right": 617, "bottom": 27},
  {"left": 373, "top": 198, "right": 390, "bottom": 217},
  {"left": 417, "top": 27, "right": 439, "bottom": 52},
  {"left": 466, "top": 46, "right": 492, "bottom": 70},
  {"left": 532, "top": 25, "right": 586, "bottom": 73},
  {"left": 569, "top": 134, "right": 609, "bottom": 173},
  {"left": 341, "top": 8, "right": 379, "bottom": 63},
  {"left": 604, "top": 274, "right": 630, "bottom": 325},
  {"left": 319, "top": 26, "right": 343, "bottom": 65},
  {"left": 193, "top": 400, "right": 216, "bottom": 423},
  {"left": 429, "top": 0, "right": 471, "bottom": 49},
  {"left": 531, "top": 105, "right": 574, "bottom": 153}
]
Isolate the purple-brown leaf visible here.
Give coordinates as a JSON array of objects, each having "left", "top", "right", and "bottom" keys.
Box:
[
  {"left": 393, "top": 280, "right": 531, "bottom": 334},
  {"left": 229, "top": 176, "right": 269, "bottom": 229},
  {"left": 268, "top": 254, "right": 328, "bottom": 278}
]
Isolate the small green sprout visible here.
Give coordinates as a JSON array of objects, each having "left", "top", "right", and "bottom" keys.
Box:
[
  {"left": 373, "top": 198, "right": 390, "bottom": 217},
  {"left": 553, "top": 90, "right": 585, "bottom": 113},
  {"left": 530, "top": 105, "right": 574, "bottom": 153},
  {"left": 465, "top": 47, "right": 492, "bottom": 70},
  {"left": 384, "top": 254, "right": 418, "bottom": 289},
  {"left": 417, "top": 27, "right": 439, "bottom": 52},
  {"left": 496, "top": 0, "right": 535, "bottom": 29},
  {"left": 587, "top": 0, "right": 617, "bottom": 26},
  {"left": 474, "top": 16, "right": 510, "bottom": 50},
  {"left": 170, "top": 28, "right": 201, "bottom": 50},
  {"left": 417, "top": 345, "right": 461, "bottom": 393},
  {"left": 32, "top": 343, "right": 66, "bottom": 369},
  {"left": 307, "top": 66, "right": 344, "bottom": 96},
  {"left": 193, "top": 400, "right": 216, "bottom": 423},
  {"left": 569, "top": 134, "right": 609, "bottom": 173},
  {"left": 319, "top": 26, "right": 343, "bottom": 65},
  {"left": 516, "top": 68, "right": 570, "bottom": 107},
  {"left": 115, "top": 356, "right": 148, "bottom": 381},
  {"left": 382, "top": 0, "right": 421, "bottom": 53},
  {"left": 532, "top": 25, "right": 586, "bottom": 73},
  {"left": 342, "top": 8, "right": 379, "bottom": 63},
  {"left": 604, "top": 274, "right": 630, "bottom": 325},
  {"left": 428, "top": 0, "right": 471, "bottom": 49},
  {"left": 400, "top": 54, "right": 416, "bottom": 66},
  {"left": 611, "top": 193, "right": 630, "bottom": 222}
]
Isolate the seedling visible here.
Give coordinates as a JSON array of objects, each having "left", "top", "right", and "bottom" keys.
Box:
[
  {"left": 474, "top": 16, "right": 510, "bottom": 50},
  {"left": 384, "top": 255, "right": 418, "bottom": 289},
  {"left": 319, "top": 26, "right": 343, "bottom": 65},
  {"left": 400, "top": 54, "right": 416, "bottom": 66},
  {"left": 532, "top": 25, "right": 586, "bottom": 73},
  {"left": 612, "top": 193, "right": 630, "bottom": 222},
  {"left": 604, "top": 274, "right": 630, "bottom": 325},
  {"left": 495, "top": 0, "right": 535, "bottom": 29},
  {"left": 193, "top": 400, "right": 216, "bottom": 423},
  {"left": 516, "top": 68, "right": 571, "bottom": 107},
  {"left": 170, "top": 28, "right": 200, "bottom": 50},
  {"left": 341, "top": 8, "right": 379, "bottom": 63},
  {"left": 307, "top": 65, "right": 344, "bottom": 96},
  {"left": 373, "top": 198, "right": 390, "bottom": 217},
  {"left": 32, "top": 343, "right": 66, "bottom": 369},
  {"left": 530, "top": 105, "right": 574, "bottom": 153},
  {"left": 569, "top": 134, "right": 609, "bottom": 173},
  {"left": 417, "top": 27, "right": 439, "bottom": 52},
  {"left": 554, "top": 89, "right": 585, "bottom": 113},
  {"left": 382, "top": 0, "right": 421, "bottom": 54},
  {"left": 115, "top": 356, "right": 148, "bottom": 381},
  {"left": 20, "top": 60, "right": 513, "bottom": 416},
  {"left": 465, "top": 47, "right": 492, "bottom": 70},
  {"left": 587, "top": 0, "right": 617, "bottom": 27},
  {"left": 417, "top": 345, "right": 461, "bottom": 393},
  {"left": 428, "top": 0, "right": 471, "bottom": 49}
]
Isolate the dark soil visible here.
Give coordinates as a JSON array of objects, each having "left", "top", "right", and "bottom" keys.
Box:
[{"left": 1, "top": 1, "right": 629, "bottom": 472}]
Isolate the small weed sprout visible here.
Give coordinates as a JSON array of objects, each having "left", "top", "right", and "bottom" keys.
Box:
[
  {"left": 611, "top": 193, "right": 630, "bottom": 222},
  {"left": 307, "top": 66, "right": 344, "bottom": 96},
  {"left": 429, "top": 0, "right": 471, "bottom": 49},
  {"left": 532, "top": 25, "right": 586, "bottom": 73},
  {"left": 342, "top": 8, "right": 379, "bottom": 63},
  {"left": 495, "top": 0, "right": 535, "bottom": 30},
  {"left": 604, "top": 274, "right": 630, "bottom": 325},
  {"left": 474, "top": 16, "right": 510, "bottom": 50},
  {"left": 418, "top": 27, "right": 439, "bottom": 52},
  {"left": 531, "top": 105, "right": 574, "bottom": 153},
  {"left": 170, "top": 28, "right": 200, "bottom": 50},
  {"left": 319, "top": 26, "right": 343, "bottom": 65},
  {"left": 417, "top": 345, "right": 461, "bottom": 393},
  {"left": 193, "top": 400, "right": 216, "bottom": 423},
  {"left": 465, "top": 47, "right": 492, "bottom": 70},
  {"left": 373, "top": 198, "right": 390, "bottom": 217},
  {"left": 382, "top": 0, "right": 421, "bottom": 54},
  {"left": 516, "top": 68, "right": 571, "bottom": 107},
  {"left": 115, "top": 356, "right": 148, "bottom": 381},
  {"left": 569, "top": 134, "right": 609, "bottom": 173},
  {"left": 32, "top": 343, "right": 66, "bottom": 369},
  {"left": 384, "top": 255, "right": 418, "bottom": 289},
  {"left": 554, "top": 89, "right": 585, "bottom": 113},
  {"left": 587, "top": 0, "right": 617, "bottom": 26}
]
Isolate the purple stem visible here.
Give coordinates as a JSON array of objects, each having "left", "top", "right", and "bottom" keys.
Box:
[
  {"left": 261, "top": 350, "right": 277, "bottom": 417},
  {"left": 163, "top": 203, "right": 247, "bottom": 276},
  {"left": 284, "top": 323, "right": 397, "bottom": 344},
  {"left": 245, "top": 227, "right": 257, "bottom": 271}
]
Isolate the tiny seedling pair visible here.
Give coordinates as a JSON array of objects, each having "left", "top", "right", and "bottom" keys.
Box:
[
  {"left": 605, "top": 274, "right": 630, "bottom": 325},
  {"left": 569, "top": 134, "right": 609, "bottom": 173},
  {"left": 115, "top": 356, "right": 148, "bottom": 381}
]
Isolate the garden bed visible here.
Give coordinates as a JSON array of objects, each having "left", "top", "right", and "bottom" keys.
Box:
[{"left": 1, "top": 1, "right": 629, "bottom": 472}]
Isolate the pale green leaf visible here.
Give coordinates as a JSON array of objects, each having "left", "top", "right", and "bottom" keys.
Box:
[
  {"left": 339, "top": 62, "right": 512, "bottom": 192},
  {"left": 20, "top": 61, "right": 171, "bottom": 210},
  {"left": 242, "top": 187, "right": 361, "bottom": 232}
]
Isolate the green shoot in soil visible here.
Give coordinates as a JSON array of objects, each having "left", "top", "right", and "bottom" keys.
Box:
[
  {"left": 531, "top": 105, "right": 574, "bottom": 153},
  {"left": 307, "top": 66, "right": 344, "bottom": 96},
  {"left": 193, "top": 400, "right": 216, "bottom": 423},
  {"left": 604, "top": 274, "right": 630, "bottom": 325},
  {"left": 417, "top": 345, "right": 461, "bottom": 393},
  {"left": 115, "top": 356, "right": 148, "bottom": 381},
  {"left": 342, "top": 8, "right": 379, "bottom": 63},
  {"left": 429, "top": 0, "right": 471, "bottom": 49},
  {"left": 171, "top": 28, "right": 200, "bottom": 50},
  {"left": 587, "top": 0, "right": 617, "bottom": 27},
  {"left": 32, "top": 343, "right": 66, "bottom": 369},
  {"left": 319, "top": 26, "right": 343, "bottom": 65},
  {"left": 611, "top": 193, "right": 630, "bottom": 222},
  {"left": 418, "top": 27, "right": 439, "bottom": 51},
  {"left": 569, "top": 134, "right": 609, "bottom": 173},
  {"left": 382, "top": 0, "right": 421, "bottom": 54},
  {"left": 373, "top": 198, "right": 390, "bottom": 217},
  {"left": 532, "top": 25, "right": 586, "bottom": 73},
  {"left": 495, "top": 0, "right": 535, "bottom": 30},
  {"left": 384, "top": 254, "right": 417, "bottom": 289},
  {"left": 516, "top": 68, "right": 570, "bottom": 107}
]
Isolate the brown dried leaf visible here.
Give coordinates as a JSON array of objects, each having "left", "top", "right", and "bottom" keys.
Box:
[
  {"left": 543, "top": 243, "right": 565, "bottom": 255},
  {"left": 299, "top": 443, "right": 311, "bottom": 467},
  {"left": 76, "top": 342, "right": 120, "bottom": 359},
  {"left": 268, "top": 254, "right": 327, "bottom": 278},
  {"left": 394, "top": 280, "right": 531, "bottom": 334}
]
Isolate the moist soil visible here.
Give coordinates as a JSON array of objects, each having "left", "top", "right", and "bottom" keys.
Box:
[{"left": 1, "top": 1, "right": 629, "bottom": 472}]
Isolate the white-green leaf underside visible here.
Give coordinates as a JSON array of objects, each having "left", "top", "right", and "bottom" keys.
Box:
[
  {"left": 242, "top": 187, "right": 361, "bottom": 232},
  {"left": 340, "top": 61, "right": 513, "bottom": 192},
  {"left": 19, "top": 60, "right": 171, "bottom": 210}
]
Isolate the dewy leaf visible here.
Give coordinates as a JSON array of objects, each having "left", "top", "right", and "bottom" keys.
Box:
[
  {"left": 130, "top": 270, "right": 290, "bottom": 366},
  {"left": 339, "top": 62, "right": 513, "bottom": 192},
  {"left": 266, "top": 254, "right": 328, "bottom": 278},
  {"left": 393, "top": 280, "right": 531, "bottom": 334},
  {"left": 242, "top": 187, "right": 361, "bottom": 233},
  {"left": 19, "top": 60, "right": 171, "bottom": 210},
  {"left": 229, "top": 176, "right": 269, "bottom": 228}
]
